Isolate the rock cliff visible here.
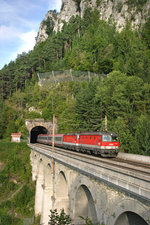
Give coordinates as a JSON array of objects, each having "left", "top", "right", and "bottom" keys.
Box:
[{"left": 36, "top": 0, "right": 150, "bottom": 44}]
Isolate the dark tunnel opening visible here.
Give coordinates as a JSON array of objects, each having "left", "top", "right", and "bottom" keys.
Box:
[{"left": 30, "top": 126, "right": 48, "bottom": 143}]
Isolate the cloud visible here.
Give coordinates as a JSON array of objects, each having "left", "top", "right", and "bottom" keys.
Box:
[
  {"left": 48, "top": 0, "right": 62, "bottom": 12},
  {"left": 0, "top": 0, "right": 16, "bottom": 14},
  {"left": 55, "top": 0, "right": 62, "bottom": 11},
  {"left": 19, "top": 30, "right": 37, "bottom": 51},
  {"left": 0, "top": 0, "right": 42, "bottom": 30},
  {"left": 0, "top": 25, "right": 19, "bottom": 40},
  {"left": 11, "top": 30, "right": 37, "bottom": 59}
]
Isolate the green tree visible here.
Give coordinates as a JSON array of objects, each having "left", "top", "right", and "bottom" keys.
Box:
[
  {"left": 48, "top": 209, "right": 73, "bottom": 225},
  {"left": 43, "top": 16, "right": 54, "bottom": 35},
  {"left": 142, "top": 17, "right": 150, "bottom": 48},
  {"left": 135, "top": 115, "right": 150, "bottom": 155}
]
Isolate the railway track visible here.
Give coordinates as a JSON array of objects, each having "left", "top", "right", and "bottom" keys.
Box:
[
  {"left": 31, "top": 143, "right": 150, "bottom": 178},
  {"left": 112, "top": 157, "right": 150, "bottom": 170}
]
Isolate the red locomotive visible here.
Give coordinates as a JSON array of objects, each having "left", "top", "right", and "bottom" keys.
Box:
[{"left": 37, "top": 131, "right": 119, "bottom": 157}]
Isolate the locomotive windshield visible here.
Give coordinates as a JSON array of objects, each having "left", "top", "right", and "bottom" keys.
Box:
[{"left": 102, "top": 135, "right": 112, "bottom": 142}]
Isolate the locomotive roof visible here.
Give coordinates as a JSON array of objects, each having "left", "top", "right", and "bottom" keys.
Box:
[
  {"left": 38, "top": 134, "right": 63, "bottom": 136},
  {"left": 38, "top": 132, "right": 118, "bottom": 137},
  {"left": 65, "top": 132, "right": 118, "bottom": 137}
]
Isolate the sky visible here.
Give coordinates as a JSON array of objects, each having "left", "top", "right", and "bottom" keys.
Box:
[{"left": 0, "top": 0, "right": 62, "bottom": 69}]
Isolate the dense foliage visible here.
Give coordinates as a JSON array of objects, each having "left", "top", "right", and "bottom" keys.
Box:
[
  {"left": 0, "top": 141, "right": 35, "bottom": 225},
  {"left": 48, "top": 209, "right": 73, "bottom": 225},
  {"left": 48, "top": 209, "right": 105, "bottom": 225},
  {"left": 0, "top": 8, "right": 150, "bottom": 155}
]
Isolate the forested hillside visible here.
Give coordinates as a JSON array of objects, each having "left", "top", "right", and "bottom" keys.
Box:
[{"left": 0, "top": 8, "right": 150, "bottom": 155}]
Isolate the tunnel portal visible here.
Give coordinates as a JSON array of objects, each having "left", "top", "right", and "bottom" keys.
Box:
[
  {"left": 25, "top": 119, "right": 57, "bottom": 143},
  {"left": 30, "top": 126, "right": 48, "bottom": 143}
]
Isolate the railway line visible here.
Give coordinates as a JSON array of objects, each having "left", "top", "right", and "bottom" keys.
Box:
[
  {"left": 31, "top": 143, "right": 150, "bottom": 179},
  {"left": 112, "top": 157, "right": 150, "bottom": 170}
]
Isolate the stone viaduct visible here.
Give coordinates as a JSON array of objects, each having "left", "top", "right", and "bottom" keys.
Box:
[{"left": 26, "top": 119, "right": 150, "bottom": 225}]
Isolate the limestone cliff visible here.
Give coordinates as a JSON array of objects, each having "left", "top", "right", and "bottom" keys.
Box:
[
  {"left": 36, "top": 10, "right": 58, "bottom": 44},
  {"left": 81, "top": 0, "right": 150, "bottom": 31},
  {"left": 36, "top": 0, "right": 79, "bottom": 44},
  {"left": 36, "top": 0, "right": 150, "bottom": 44}
]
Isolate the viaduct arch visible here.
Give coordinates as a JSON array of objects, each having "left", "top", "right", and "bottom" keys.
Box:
[{"left": 114, "top": 211, "right": 148, "bottom": 225}]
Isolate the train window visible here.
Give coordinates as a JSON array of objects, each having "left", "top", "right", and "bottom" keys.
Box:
[
  {"left": 99, "top": 136, "right": 102, "bottom": 141},
  {"left": 55, "top": 137, "right": 62, "bottom": 141},
  {"left": 103, "top": 135, "right": 112, "bottom": 142}
]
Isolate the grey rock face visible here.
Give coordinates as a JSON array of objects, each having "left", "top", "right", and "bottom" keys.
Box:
[
  {"left": 36, "top": 23, "right": 48, "bottom": 44},
  {"left": 36, "top": 10, "right": 58, "bottom": 44},
  {"left": 80, "top": 0, "right": 150, "bottom": 30},
  {"left": 36, "top": 0, "right": 150, "bottom": 44},
  {"left": 54, "top": 0, "right": 79, "bottom": 32}
]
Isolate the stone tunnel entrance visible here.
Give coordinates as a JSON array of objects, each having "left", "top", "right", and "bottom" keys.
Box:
[
  {"left": 30, "top": 126, "right": 48, "bottom": 143},
  {"left": 25, "top": 119, "right": 57, "bottom": 143}
]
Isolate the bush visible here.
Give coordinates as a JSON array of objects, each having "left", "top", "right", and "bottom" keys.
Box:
[{"left": 48, "top": 209, "right": 73, "bottom": 225}]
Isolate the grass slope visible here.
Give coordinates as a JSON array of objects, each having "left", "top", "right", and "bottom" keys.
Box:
[{"left": 0, "top": 140, "right": 35, "bottom": 225}]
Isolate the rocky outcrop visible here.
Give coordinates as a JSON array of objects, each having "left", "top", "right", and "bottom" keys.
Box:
[
  {"left": 36, "top": 0, "right": 150, "bottom": 44},
  {"left": 36, "top": 23, "right": 48, "bottom": 44},
  {"left": 54, "top": 0, "right": 79, "bottom": 32},
  {"left": 36, "top": 10, "right": 58, "bottom": 44},
  {"left": 36, "top": 0, "right": 79, "bottom": 44},
  {"left": 80, "top": 0, "right": 150, "bottom": 31}
]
